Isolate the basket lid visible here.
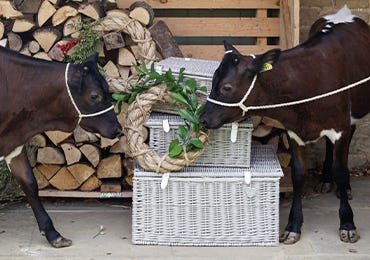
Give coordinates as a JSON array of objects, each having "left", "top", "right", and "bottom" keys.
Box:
[
  {"left": 155, "top": 57, "right": 220, "bottom": 79},
  {"left": 146, "top": 112, "right": 253, "bottom": 129},
  {"left": 134, "top": 145, "right": 283, "bottom": 178}
]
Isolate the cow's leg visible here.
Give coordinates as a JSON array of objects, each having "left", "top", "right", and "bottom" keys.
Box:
[
  {"left": 316, "top": 137, "right": 334, "bottom": 193},
  {"left": 332, "top": 131, "right": 359, "bottom": 243},
  {"left": 9, "top": 149, "right": 72, "bottom": 248},
  {"left": 280, "top": 141, "right": 305, "bottom": 244}
]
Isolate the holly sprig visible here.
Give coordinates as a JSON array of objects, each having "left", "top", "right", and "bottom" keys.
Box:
[{"left": 112, "top": 63, "right": 208, "bottom": 158}]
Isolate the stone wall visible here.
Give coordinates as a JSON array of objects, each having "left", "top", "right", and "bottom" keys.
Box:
[{"left": 299, "top": 0, "right": 370, "bottom": 170}]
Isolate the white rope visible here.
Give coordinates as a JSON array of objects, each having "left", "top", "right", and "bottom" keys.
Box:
[
  {"left": 207, "top": 73, "right": 370, "bottom": 114},
  {"left": 65, "top": 63, "right": 115, "bottom": 125}
]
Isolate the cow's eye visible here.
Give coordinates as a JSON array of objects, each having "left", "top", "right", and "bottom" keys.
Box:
[
  {"left": 223, "top": 83, "right": 232, "bottom": 92},
  {"left": 90, "top": 92, "right": 100, "bottom": 101}
]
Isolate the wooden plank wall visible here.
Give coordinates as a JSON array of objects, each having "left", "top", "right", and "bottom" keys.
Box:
[{"left": 118, "top": 0, "right": 299, "bottom": 61}]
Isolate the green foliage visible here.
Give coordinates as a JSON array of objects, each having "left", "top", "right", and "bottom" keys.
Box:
[
  {"left": 64, "top": 19, "right": 103, "bottom": 68},
  {"left": 112, "top": 63, "right": 207, "bottom": 158},
  {"left": 0, "top": 160, "right": 22, "bottom": 201}
]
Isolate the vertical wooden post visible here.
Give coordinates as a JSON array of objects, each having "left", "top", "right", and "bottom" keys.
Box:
[
  {"left": 280, "top": 0, "right": 300, "bottom": 50},
  {"left": 256, "top": 9, "right": 267, "bottom": 46}
]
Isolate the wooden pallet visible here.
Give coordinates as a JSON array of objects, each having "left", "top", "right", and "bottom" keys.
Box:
[
  {"left": 39, "top": 189, "right": 133, "bottom": 198},
  {"left": 118, "top": 0, "right": 299, "bottom": 60}
]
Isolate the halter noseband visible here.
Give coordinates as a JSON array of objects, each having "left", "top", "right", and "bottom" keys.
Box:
[{"left": 65, "top": 63, "right": 114, "bottom": 125}]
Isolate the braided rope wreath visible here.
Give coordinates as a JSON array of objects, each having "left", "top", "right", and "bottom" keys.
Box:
[
  {"left": 98, "top": 14, "right": 209, "bottom": 173},
  {"left": 124, "top": 84, "right": 209, "bottom": 173}
]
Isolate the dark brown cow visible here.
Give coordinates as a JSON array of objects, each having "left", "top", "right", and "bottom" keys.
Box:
[
  {"left": 0, "top": 46, "right": 122, "bottom": 247},
  {"left": 200, "top": 6, "right": 370, "bottom": 244}
]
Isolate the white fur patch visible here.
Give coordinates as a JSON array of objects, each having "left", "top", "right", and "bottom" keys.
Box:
[
  {"left": 2, "top": 145, "right": 24, "bottom": 171},
  {"left": 287, "top": 129, "right": 342, "bottom": 146},
  {"left": 324, "top": 5, "right": 355, "bottom": 24}
]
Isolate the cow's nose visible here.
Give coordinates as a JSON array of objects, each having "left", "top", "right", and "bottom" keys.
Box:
[
  {"left": 199, "top": 116, "right": 209, "bottom": 129},
  {"left": 115, "top": 124, "right": 123, "bottom": 137}
]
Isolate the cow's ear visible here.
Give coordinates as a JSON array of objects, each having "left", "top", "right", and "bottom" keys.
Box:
[
  {"left": 81, "top": 53, "right": 99, "bottom": 75},
  {"left": 223, "top": 40, "right": 241, "bottom": 55},
  {"left": 248, "top": 49, "right": 281, "bottom": 74}
]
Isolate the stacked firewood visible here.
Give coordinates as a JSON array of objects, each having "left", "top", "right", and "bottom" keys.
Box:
[
  {"left": 1, "top": 0, "right": 293, "bottom": 193},
  {"left": 0, "top": 0, "right": 159, "bottom": 192}
]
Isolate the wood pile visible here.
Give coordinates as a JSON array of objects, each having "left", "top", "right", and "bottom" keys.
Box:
[{"left": 1, "top": 0, "right": 293, "bottom": 194}]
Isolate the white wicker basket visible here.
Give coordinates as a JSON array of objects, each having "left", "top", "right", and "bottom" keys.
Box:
[
  {"left": 146, "top": 113, "right": 253, "bottom": 167},
  {"left": 153, "top": 57, "right": 219, "bottom": 113},
  {"left": 132, "top": 145, "right": 283, "bottom": 246}
]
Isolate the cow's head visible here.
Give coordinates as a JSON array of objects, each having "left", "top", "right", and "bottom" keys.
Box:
[
  {"left": 68, "top": 53, "right": 122, "bottom": 138},
  {"left": 200, "top": 41, "right": 281, "bottom": 129}
]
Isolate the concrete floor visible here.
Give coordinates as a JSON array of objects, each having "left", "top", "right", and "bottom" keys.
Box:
[{"left": 1, "top": 176, "right": 370, "bottom": 260}]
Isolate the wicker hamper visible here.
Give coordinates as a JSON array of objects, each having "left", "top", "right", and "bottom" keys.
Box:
[
  {"left": 153, "top": 57, "right": 220, "bottom": 113},
  {"left": 132, "top": 145, "right": 283, "bottom": 246},
  {"left": 147, "top": 113, "right": 253, "bottom": 167}
]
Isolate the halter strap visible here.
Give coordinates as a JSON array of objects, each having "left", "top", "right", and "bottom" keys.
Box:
[{"left": 65, "top": 63, "right": 114, "bottom": 125}]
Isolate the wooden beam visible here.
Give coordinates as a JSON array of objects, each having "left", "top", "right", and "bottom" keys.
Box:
[
  {"left": 179, "top": 45, "right": 279, "bottom": 60},
  {"left": 156, "top": 17, "right": 280, "bottom": 37},
  {"left": 117, "top": 0, "right": 280, "bottom": 9},
  {"left": 39, "top": 189, "right": 133, "bottom": 198}
]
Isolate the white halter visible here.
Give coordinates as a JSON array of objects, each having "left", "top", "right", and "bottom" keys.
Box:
[
  {"left": 65, "top": 63, "right": 115, "bottom": 125},
  {"left": 207, "top": 51, "right": 370, "bottom": 116}
]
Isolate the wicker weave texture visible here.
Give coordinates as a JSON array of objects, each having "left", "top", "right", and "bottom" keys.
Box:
[
  {"left": 132, "top": 145, "right": 282, "bottom": 246},
  {"left": 153, "top": 57, "right": 220, "bottom": 113},
  {"left": 147, "top": 113, "right": 253, "bottom": 167}
]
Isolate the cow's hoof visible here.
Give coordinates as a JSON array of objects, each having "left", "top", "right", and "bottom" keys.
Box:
[
  {"left": 339, "top": 229, "right": 360, "bottom": 243},
  {"left": 315, "top": 182, "right": 332, "bottom": 193},
  {"left": 279, "top": 231, "right": 301, "bottom": 244},
  {"left": 50, "top": 236, "right": 72, "bottom": 248}
]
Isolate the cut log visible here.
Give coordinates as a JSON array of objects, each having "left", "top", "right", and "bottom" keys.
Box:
[
  {"left": 252, "top": 124, "right": 273, "bottom": 138},
  {"left": 97, "top": 154, "right": 122, "bottom": 179},
  {"left": 63, "top": 14, "right": 81, "bottom": 36},
  {"left": 78, "top": 2, "right": 103, "bottom": 20},
  {"left": 80, "top": 144, "right": 101, "bottom": 167},
  {"left": 7, "top": 32, "right": 22, "bottom": 51},
  {"left": 251, "top": 116, "right": 262, "bottom": 129},
  {"left": 100, "top": 180, "right": 121, "bottom": 193},
  {"left": 101, "top": 0, "right": 117, "bottom": 12},
  {"left": 32, "top": 167, "right": 50, "bottom": 189},
  {"left": 61, "top": 143, "right": 82, "bottom": 165},
  {"left": 73, "top": 125, "right": 99, "bottom": 143},
  {"left": 49, "top": 167, "right": 80, "bottom": 190},
  {"left": 267, "top": 135, "right": 280, "bottom": 152},
  {"left": 129, "top": 45, "right": 141, "bottom": 60},
  {"left": 262, "top": 116, "right": 285, "bottom": 129},
  {"left": 281, "top": 132, "right": 290, "bottom": 150},
  {"left": 67, "top": 163, "right": 95, "bottom": 185},
  {"left": 45, "top": 130, "right": 72, "bottom": 146},
  {"left": 48, "top": 40, "right": 66, "bottom": 61},
  {"left": 100, "top": 136, "right": 119, "bottom": 149},
  {"left": 52, "top": 5, "right": 78, "bottom": 26},
  {"left": 277, "top": 152, "right": 292, "bottom": 168},
  {"left": 123, "top": 157, "right": 134, "bottom": 186},
  {"left": 103, "top": 60, "right": 120, "bottom": 78},
  {"left": 106, "top": 9, "right": 129, "bottom": 18},
  {"left": 11, "top": 0, "right": 42, "bottom": 14},
  {"left": 12, "top": 18, "right": 35, "bottom": 33},
  {"left": 118, "top": 47, "right": 137, "bottom": 66},
  {"left": 0, "top": 21, "right": 4, "bottom": 39},
  {"left": 129, "top": 1, "right": 154, "bottom": 26},
  {"left": 28, "top": 134, "right": 47, "bottom": 148},
  {"left": 0, "top": 1, "right": 23, "bottom": 19},
  {"left": 33, "top": 51, "right": 52, "bottom": 60},
  {"left": 37, "top": 0, "right": 57, "bottom": 27},
  {"left": 27, "top": 40, "right": 41, "bottom": 54},
  {"left": 33, "top": 27, "right": 61, "bottom": 52},
  {"left": 117, "top": 65, "right": 130, "bottom": 81},
  {"left": 34, "top": 164, "right": 61, "bottom": 180},
  {"left": 0, "top": 38, "right": 7, "bottom": 47},
  {"left": 103, "top": 32, "right": 125, "bottom": 50},
  {"left": 79, "top": 175, "right": 102, "bottom": 191},
  {"left": 37, "top": 147, "right": 66, "bottom": 164},
  {"left": 110, "top": 135, "right": 131, "bottom": 155},
  {"left": 149, "top": 20, "right": 183, "bottom": 58}
]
